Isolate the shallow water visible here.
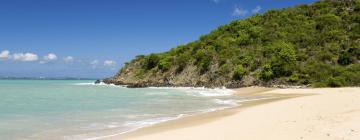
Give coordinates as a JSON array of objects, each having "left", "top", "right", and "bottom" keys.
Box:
[{"left": 0, "top": 80, "right": 266, "bottom": 140}]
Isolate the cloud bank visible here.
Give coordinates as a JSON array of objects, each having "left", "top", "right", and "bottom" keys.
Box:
[
  {"left": 13, "top": 53, "right": 39, "bottom": 62},
  {"left": 1, "top": 50, "right": 117, "bottom": 70},
  {"left": 0, "top": 50, "right": 10, "bottom": 60},
  {"left": 1, "top": 50, "right": 40, "bottom": 62}
]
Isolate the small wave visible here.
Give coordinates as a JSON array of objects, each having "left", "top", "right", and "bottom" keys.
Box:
[
  {"left": 148, "top": 86, "right": 207, "bottom": 90},
  {"left": 80, "top": 122, "right": 123, "bottom": 131},
  {"left": 213, "top": 99, "right": 239, "bottom": 106},
  {"left": 73, "top": 83, "right": 96, "bottom": 86},
  {"left": 195, "top": 89, "right": 234, "bottom": 97},
  {"left": 149, "top": 86, "right": 234, "bottom": 97},
  {"left": 200, "top": 107, "right": 231, "bottom": 113},
  {"left": 73, "top": 82, "right": 126, "bottom": 88},
  {"left": 186, "top": 88, "right": 235, "bottom": 97},
  {"left": 124, "top": 114, "right": 186, "bottom": 127},
  {"left": 85, "top": 114, "right": 186, "bottom": 140},
  {"left": 82, "top": 98, "right": 246, "bottom": 140},
  {"left": 74, "top": 84, "right": 234, "bottom": 97}
]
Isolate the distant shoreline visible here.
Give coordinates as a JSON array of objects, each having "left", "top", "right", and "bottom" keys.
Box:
[{"left": 0, "top": 77, "right": 97, "bottom": 80}]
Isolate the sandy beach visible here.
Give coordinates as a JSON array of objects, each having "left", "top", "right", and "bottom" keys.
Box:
[{"left": 105, "top": 87, "right": 360, "bottom": 140}]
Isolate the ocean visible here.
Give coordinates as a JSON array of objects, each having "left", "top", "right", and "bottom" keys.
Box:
[{"left": 0, "top": 80, "right": 267, "bottom": 140}]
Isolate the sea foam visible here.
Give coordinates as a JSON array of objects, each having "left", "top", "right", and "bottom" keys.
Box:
[
  {"left": 84, "top": 114, "right": 187, "bottom": 140},
  {"left": 149, "top": 86, "right": 235, "bottom": 97},
  {"left": 74, "top": 82, "right": 235, "bottom": 97},
  {"left": 73, "top": 82, "right": 126, "bottom": 88}
]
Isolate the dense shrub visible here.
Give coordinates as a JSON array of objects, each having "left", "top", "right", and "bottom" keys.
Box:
[
  {"left": 143, "top": 54, "right": 160, "bottom": 70},
  {"left": 261, "top": 64, "right": 274, "bottom": 81},
  {"left": 158, "top": 58, "right": 172, "bottom": 71},
  {"left": 233, "top": 65, "right": 246, "bottom": 80},
  {"left": 266, "top": 41, "right": 297, "bottom": 77},
  {"left": 327, "top": 77, "right": 345, "bottom": 87},
  {"left": 338, "top": 51, "right": 352, "bottom": 65}
]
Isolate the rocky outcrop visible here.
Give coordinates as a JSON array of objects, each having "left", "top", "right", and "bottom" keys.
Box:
[{"left": 103, "top": 62, "right": 264, "bottom": 88}]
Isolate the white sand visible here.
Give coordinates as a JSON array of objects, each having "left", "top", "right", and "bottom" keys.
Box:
[{"left": 107, "top": 87, "right": 360, "bottom": 140}]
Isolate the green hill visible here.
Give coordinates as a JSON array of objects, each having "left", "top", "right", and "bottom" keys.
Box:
[{"left": 105, "top": 0, "right": 360, "bottom": 88}]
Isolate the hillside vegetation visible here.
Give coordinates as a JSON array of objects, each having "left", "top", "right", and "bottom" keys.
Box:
[{"left": 106, "top": 0, "right": 360, "bottom": 88}]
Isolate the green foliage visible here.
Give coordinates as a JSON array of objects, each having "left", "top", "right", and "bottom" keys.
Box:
[
  {"left": 326, "top": 77, "right": 345, "bottom": 87},
  {"left": 219, "top": 63, "right": 231, "bottom": 75},
  {"left": 260, "top": 64, "right": 274, "bottom": 81},
  {"left": 158, "top": 56, "right": 172, "bottom": 71},
  {"left": 266, "top": 41, "right": 297, "bottom": 77},
  {"left": 315, "top": 14, "right": 341, "bottom": 30},
  {"left": 135, "top": 69, "right": 146, "bottom": 79},
  {"left": 174, "top": 53, "right": 189, "bottom": 73},
  {"left": 338, "top": 51, "right": 352, "bottom": 65},
  {"left": 233, "top": 65, "right": 246, "bottom": 80},
  {"left": 118, "top": 0, "right": 360, "bottom": 87},
  {"left": 194, "top": 48, "right": 213, "bottom": 74},
  {"left": 143, "top": 54, "right": 160, "bottom": 70},
  {"left": 288, "top": 73, "right": 300, "bottom": 83},
  {"left": 342, "top": 64, "right": 360, "bottom": 86}
]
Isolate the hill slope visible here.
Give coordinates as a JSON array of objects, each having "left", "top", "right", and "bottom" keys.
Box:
[{"left": 105, "top": 0, "right": 360, "bottom": 88}]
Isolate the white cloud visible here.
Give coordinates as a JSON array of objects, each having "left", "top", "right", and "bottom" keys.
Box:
[
  {"left": 233, "top": 6, "right": 248, "bottom": 17},
  {"left": 39, "top": 53, "right": 57, "bottom": 64},
  {"left": 44, "top": 53, "right": 57, "bottom": 61},
  {"left": 251, "top": 6, "right": 261, "bottom": 14},
  {"left": 64, "top": 56, "right": 74, "bottom": 62},
  {"left": 104, "top": 60, "right": 116, "bottom": 67},
  {"left": 0, "top": 50, "right": 10, "bottom": 60},
  {"left": 13, "top": 53, "right": 39, "bottom": 62}
]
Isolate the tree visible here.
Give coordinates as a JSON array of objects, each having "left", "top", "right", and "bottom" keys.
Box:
[
  {"left": 158, "top": 56, "right": 172, "bottom": 71},
  {"left": 266, "top": 41, "right": 297, "bottom": 77},
  {"left": 233, "top": 65, "right": 246, "bottom": 80},
  {"left": 261, "top": 64, "right": 274, "bottom": 80},
  {"left": 338, "top": 51, "right": 352, "bottom": 65},
  {"left": 174, "top": 53, "right": 189, "bottom": 73},
  {"left": 144, "top": 54, "right": 160, "bottom": 70}
]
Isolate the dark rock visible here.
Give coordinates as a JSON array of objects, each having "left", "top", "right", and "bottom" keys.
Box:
[
  {"left": 94, "top": 80, "right": 101, "bottom": 84},
  {"left": 126, "top": 83, "right": 147, "bottom": 88}
]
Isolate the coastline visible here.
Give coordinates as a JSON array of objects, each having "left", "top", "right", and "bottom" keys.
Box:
[
  {"left": 103, "top": 87, "right": 360, "bottom": 140},
  {"left": 89, "top": 86, "right": 281, "bottom": 140}
]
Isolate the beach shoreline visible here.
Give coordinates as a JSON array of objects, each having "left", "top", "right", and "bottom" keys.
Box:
[{"left": 103, "top": 87, "right": 360, "bottom": 140}]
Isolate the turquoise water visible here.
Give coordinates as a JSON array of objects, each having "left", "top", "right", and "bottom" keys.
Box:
[{"left": 0, "top": 80, "right": 263, "bottom": 140}]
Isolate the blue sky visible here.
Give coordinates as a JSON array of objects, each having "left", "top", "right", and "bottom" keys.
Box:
[{"left": 0, "top": 0, "right": 317, "bottom": 78}]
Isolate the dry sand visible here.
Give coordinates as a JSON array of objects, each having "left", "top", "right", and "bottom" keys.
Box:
[{"left": 106, "top": 87, "right": 360, "bottom": 140}]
